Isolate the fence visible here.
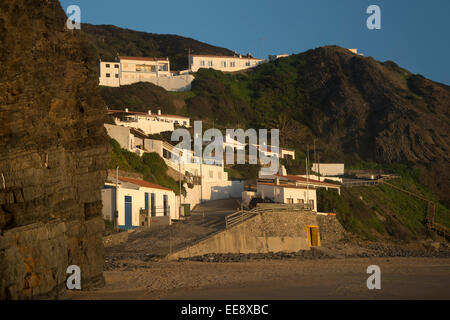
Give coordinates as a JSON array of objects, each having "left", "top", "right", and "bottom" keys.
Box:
[{"left": 225, "top": 203, "right": 313, "bottom": 229}]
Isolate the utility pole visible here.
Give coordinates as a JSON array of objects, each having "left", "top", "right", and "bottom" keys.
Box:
[
  {"left": 179, "top": 150, "right": 183, "bottom": 217},
  {"left": 313, "top": 139, "right": 317, "bottom": 176},
  {"left": 260, "top": 37, "right": 265, "bottom": 60},
  {"left": 306, "top": 145, "right": 310, "bottom": 208},
  {"left": 115, "top": 166, "right": 119, "bottom": 232}
]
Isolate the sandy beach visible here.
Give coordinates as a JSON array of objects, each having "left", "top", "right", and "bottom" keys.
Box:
[{"left": 67, "top": 257, "right": 450, "bottom": 300}]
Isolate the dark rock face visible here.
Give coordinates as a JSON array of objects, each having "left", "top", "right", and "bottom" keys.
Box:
[
  {"left": 0, "top": 0, "right": 109, "bottom": 299},
  {"left": 297, "top": 47, "right": 450, "bottom": 205}
]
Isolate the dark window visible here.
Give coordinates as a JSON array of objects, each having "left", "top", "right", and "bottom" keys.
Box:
[
  {"left": 163, "top": 194, "right": 168, "bottom": 216},
  {"left": 115, "top": 74, "right": 119, "bottom": 78},
  {"left": 106, "top": 73, "right": 110, "bottom": 78},
  {"left": 114, "top": 64, "right": 119, "bottom": 68},
  {"left": 151, "top": 193, "right": 156, "bottom": 216},
  {"left": 106, "top": 64, "right": 110, "bottom": 68}
]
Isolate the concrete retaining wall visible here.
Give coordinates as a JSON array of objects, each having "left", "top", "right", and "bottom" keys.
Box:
[{"left": 167, "top": 210, "right": 344, "bottom": 260}]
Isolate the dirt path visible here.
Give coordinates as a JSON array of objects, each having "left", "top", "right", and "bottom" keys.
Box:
[{"left": 68, "top": 257, "right": 450, "bottom": 300}]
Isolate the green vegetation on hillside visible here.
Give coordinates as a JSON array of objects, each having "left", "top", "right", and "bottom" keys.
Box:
[
  {"left": 82, "top": 24, "right": 234, "bottom": 70},
  {"left": 318, "top": 178, "right": 450, "bottom": 241},
  {"left": 109, "top": 139, "right": 183, "bottom": 195}
]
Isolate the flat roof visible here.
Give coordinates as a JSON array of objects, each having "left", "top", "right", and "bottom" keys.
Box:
[
  {"left": 275, "top": 174, "right": 340, "bottom": 188},
  {"left": 257, "top": 182, "right": 315, "bottom": 190},
  {"left": 190, "top": 54, "right": 262, "bottom": 61},
  {"left": 108, "top": 109, "right": 189, "bottom": 120},
  {"left": 119, "top": 56, "right": 169, "bottom": 62}
]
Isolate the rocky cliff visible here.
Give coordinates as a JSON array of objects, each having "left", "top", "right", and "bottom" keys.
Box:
[{"left": 0, "top": 0, "right": 109, "bottom": 299}]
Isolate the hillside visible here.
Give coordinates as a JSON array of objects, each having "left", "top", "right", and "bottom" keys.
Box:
[
  {"left": 96, "top": 46, "right": 449, "bottom": 206},
  {"left": 82, "top": 24, "right": 235, "bottom": 70},
  {"left": 184, "top": 47, "right": 450, "bottom": 206}
]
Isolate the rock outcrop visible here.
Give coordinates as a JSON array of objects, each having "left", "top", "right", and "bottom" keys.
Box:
[{"left": 0, "top": 0, "right": 109, "bottom": 299}]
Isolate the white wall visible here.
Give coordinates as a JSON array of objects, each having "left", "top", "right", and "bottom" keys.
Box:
[
  {"left": 114, "top": 116, "right": 174, "bottom": 135},
  {"left": 104, "top": 124, "right": 133, "bottom": 150},
  {"left": 99, "top": 61, "right": 120, "bottom": 87},
  {"left": 190, "top": 55, "right": 264, "bottom": 72},
  {"left": 311, "top": 163, "right": 344, "bottom": 176},
  {"left": 256, "top": 184, "right": 317, "bottom": 211},
  {"left": 115, "top": 184, "right": 177, "bottom": 228}
]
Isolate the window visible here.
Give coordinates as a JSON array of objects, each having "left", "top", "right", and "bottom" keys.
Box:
[
  {"left": 309, "top": 200, "right": 314, "bottom": 210},
  {"left": 297, "top": 199, "right": 304, "bottom": 204},
  {"left": 163, "top": 148, "right": 171, "bottom": 159},
  {"left": 230, "top": 61, "right": 236, "bottom": 67},
  {"left": 106, "top": 73, "right": 110, "bottom": 78},
  {"left": 221, "top": 61, "right": 227, "bottom": 67},
  {"left": 183, "top": 121, "right": 187, "bottom": 126},
  {"left": 114, "top": 64, "right": 119, "bottom": 68},
  {"left": 208, "top": 60, "right": 213, "bottom": 67},
  {"left": 115, "top": 74, "right": 119, "bottom": 78},
  {"left": 200, "top": 60, "right": 205, "bottom": 67},
  {"left": 287, "top": 198, "right": 294, "bottom": 204},
  {"left": 245, "top": 61, "right": 251, "bottom": 66},
  {"left": 106, "top": 64, "right": 110, "bottom": 68},
  {"left": 151, "top": 193, "right": 156, "bottom": 216}
]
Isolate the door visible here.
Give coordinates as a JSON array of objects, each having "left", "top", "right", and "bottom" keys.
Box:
[
  {"left": 163, "top": 194, "right": 168, "bottom": 216},
  {"left": 151, "top": 193, "right": 156, "bottom": 216},
  {"left": 145, "top": 193, "right": 149, "bottom": 211},
  {"left": 307, "top": 226, "right": 320, "bottom": 247},
  {"left": 124, "top": 196, "right": 132, "bottom": 227}
]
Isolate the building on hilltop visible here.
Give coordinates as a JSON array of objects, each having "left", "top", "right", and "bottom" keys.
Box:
[
  {"left": 189, "top": 53, "right": 264, "bottom": 72},
  {"left": 107, "top": 108, "right": 190, "bottom": 135},
  {"left": 99, "top": 56, "right": 194, "bottom": 91}
]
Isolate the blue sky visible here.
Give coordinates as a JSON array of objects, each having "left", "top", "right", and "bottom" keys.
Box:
[{"left": 60, "top": 0, "right": 450, "bottom": 84}]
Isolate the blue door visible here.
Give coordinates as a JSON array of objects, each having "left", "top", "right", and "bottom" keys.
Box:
[
  {"left": 124, "top": 196, "right": 132, "bottom": 227},
  {"left": 145, "top": 193, "right": 149, "bottom": 211}
]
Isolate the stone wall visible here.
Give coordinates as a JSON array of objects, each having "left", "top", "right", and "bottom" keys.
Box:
[
  {"left": 167, "top": 210, "right": 344, "bottom": 260},
  {"left": 0, "top": 0, "right": 109, "bottom": 299}
]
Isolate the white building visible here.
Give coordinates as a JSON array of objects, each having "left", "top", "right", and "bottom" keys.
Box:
[
  {"left": 257, "top": 182, "right": 318, "bottom": 212},
  {"left": 145, "top": 138, "right": 244, "bottom": 206},
  {"left": 252, "top": 144, "right": 296, "bottom": 160},
  {"left": 102, "top": 176, "right": 177, "bottom": 230},
  {"left": 104, "top": 124, "right": 147, "bottom": 156},
  {"left": 189, "top": 54, "right": 264, "bottom": 73},
  {"left": 268, "top": 54, "right": 289, "bottom": 61},
  {"left": 108, "top": 108, "right": 190, "bottom": 135},
  {"left": 311, "top": 163, "right": 344, "bottom": 177},
  {"left": 99, "top": 56, "right": 194, "bottom": 91}
]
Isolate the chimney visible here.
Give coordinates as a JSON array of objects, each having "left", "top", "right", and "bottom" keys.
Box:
[
  {"left": 148, "top": 110, "right": 152, "bottom": 115},
  {"left": 125, "top": 108, "right": 129, "bottom": 112},
  {"left": 157, "top": 109, "right": 161, "bottom": 116}
]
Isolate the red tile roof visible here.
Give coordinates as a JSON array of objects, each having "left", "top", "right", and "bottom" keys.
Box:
[{"left": 118, "top": 176, "right": 174, "bottom": 192}]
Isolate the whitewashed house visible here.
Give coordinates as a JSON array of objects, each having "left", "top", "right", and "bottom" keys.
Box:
[
  {"left": 108, "top": 108, "right": 190, "bottom": 135},
  {"left": 189, "top": 54, "right": 264, "bottom": 72},
  {"left": 257, "top": 181, "right": 318, "bottom": 211},
  {"left": 99, "top": 56, "right": 194, "bottom": 91},
  {"left": 311, "top": 163, "right": 344, "bottom": 177},
  {"left": 102, "top": 176, "right": 177, "bottom": 230}
]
